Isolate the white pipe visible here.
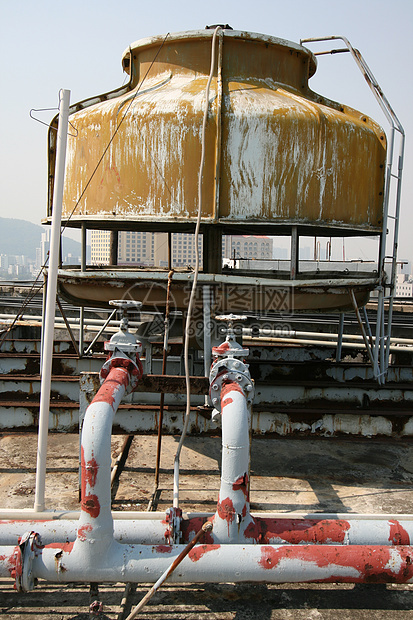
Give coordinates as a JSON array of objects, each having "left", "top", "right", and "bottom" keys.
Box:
[
  {"left": 243, "top": 327, "right": 413, "bottom": 346},
  {"left": 34, "top": 89, "right": 70, "bottom": 512},
  {"left": 3, "top": 518, "right": 413, "bottom": 548},
  {"left": 243, "top": 335, "right": 413, "bottom": 353},
  {"left": 77, "top": 365, "right": 129, "bottom": 551},
  {"left": 213, "top": 382, "right": 253, "bottom": 542},
  {"left": 2, "top": 509, "right": 413, "bottom": 522},
  {"left": 4, "top": 542, "right": 411, "bottom": 584},
  {"left": 203, "top": 285, "right": 212, "bottom": 406},
  {"left": 0, "top": 519, "right": 168, "bottom": 546}
]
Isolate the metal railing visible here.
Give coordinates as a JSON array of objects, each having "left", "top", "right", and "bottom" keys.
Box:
[{"left": 301, "top": 35, "right": 405, "bottom": 383}]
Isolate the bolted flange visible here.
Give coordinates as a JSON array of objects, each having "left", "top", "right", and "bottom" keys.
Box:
[{"left": 209, "top": 316, "right": 254, "bottom": 412}]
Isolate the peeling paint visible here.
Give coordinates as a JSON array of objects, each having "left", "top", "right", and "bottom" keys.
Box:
[{"left": 188, "top": 544, "right": 221, "bottom": 562}]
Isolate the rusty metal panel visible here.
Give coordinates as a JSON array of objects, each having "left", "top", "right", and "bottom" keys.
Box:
[
  {"left": 51, "top": 30, "right": 385, "bottom": 233},
  {"left": 56, "top": 268, "right": 376, "bottom": 312}
]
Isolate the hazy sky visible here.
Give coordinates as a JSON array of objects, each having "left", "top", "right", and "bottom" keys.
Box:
[{"left": 1, "top": 0, "right": 412, "bottom": 261}]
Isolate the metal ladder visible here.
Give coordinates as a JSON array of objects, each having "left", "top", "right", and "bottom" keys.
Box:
[{"left": 301, "top": 36, "right": 405, "bottom": 384}]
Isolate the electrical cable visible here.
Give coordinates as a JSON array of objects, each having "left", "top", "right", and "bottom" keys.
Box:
[
  {"left": 172, "top": 26, "right": 221, "bottom": 508},
  {"left": 60, "top": 32, "right": 170, "bottom": 235}
]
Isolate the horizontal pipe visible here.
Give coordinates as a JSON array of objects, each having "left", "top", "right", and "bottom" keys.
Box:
[
  {"left": 3, "top": 313, "right": 413, "bottom": 346},
  {"left": 2, "top": 542, "right": 413, "bottom": 584},
  {"left": 1, "top": 510, "right": 413, "bottom": 522},
  {"left": 1, "top": 518, "right": 411, "bottom": 547},
  {"left": 244, "top": 335, "right": 413, "bottom": 353},
  {"left": 244, "top": 327, "right": 413, "bottom": 346}
]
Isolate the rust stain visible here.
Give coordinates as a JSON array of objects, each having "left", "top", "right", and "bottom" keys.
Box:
[
  {"left": 77, "top": 524, "right": 93, "bottom": 541},
  {"left": 85, "top": 457, "right": 99, "bottom": 488},
  {"left": 244, "top": 518, "right": 351, "bottom": 544},
  {"left": 181, "top": 517, "right": 214, "bottom": 544},
  {"left": 258, "top": 545, "right": 413, "bottom": 583},
  {"left": 217, "top": 496, "right": 236, "bottom": 524},
  {"left": 389, "top": 520, "right": 410, "bottom": 545},
  {"left": 232, "top": 473, "right": 249, "bottom": 500},
  {"left": 154, "top": 545, "right": 173, "bottom": 553},
  {"left": 45, "top": 541, "right": 75, "bottom": 552},
  {"left": 81, "top": 494, "right": 100, "bottom": 519},
  {"left": 188, "top": 544, "right": 221, "bottom": 562}
]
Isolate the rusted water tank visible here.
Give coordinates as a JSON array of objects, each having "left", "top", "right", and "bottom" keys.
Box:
[
  {"left": 48, "top": 28, "right": 385, "bottom": 235},
  {"left": 48, "top": 28, "right": 386, "bottom": 313}
]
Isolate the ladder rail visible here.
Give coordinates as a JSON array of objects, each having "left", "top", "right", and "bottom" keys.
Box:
[{"left": 300, "top": 35, "right": 405, "bottom": 382}]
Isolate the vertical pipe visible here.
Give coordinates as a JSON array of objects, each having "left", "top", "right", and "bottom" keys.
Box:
[
  {"left": 336, "top": 312, "right": 344, "bottom": 363},
  {"left": 290, "top": 226, "right": 299, "bottom": 280},
  {"left": 374, "top": 288, "right": 384, "bottom": 382},
  {"left": 110, "top": 230, "right": 118, "bottom": 266},
  {"left": 77, "top": 366, "right": 130, "bottom": 548},
  {"left": 153, "top": 270, "right": 174, "bottom": 492},
  {"left": 203, "top": 286, "right": 212, "bottom": 404},
  {"left": 81, "top": 223, "right": 87, "bottom": 271},
  {"left": 213, "top": 382, "right": 253, "bottom": 542},
  {"left": 167, "top": 232, "right": 172, "bottom": 269},
  {"left": 79, "top": 224, "right": 87, "bottom": 357},
  {"left": 40, "top": 270, "right": 48, "bottom": 368},
  {"left": 34, "top": 89, "right": 70, "bottom": 513},
  {"left": 350, "top": 289, "right": 374, "bottom": 367}
]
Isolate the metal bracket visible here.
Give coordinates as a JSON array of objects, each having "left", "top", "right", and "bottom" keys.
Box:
[
  {"left": 15, "top": 531, "right": 42, "bottom": 592},
  {"left": 165, "top": 507, "right": 183, "bottom": 544}
]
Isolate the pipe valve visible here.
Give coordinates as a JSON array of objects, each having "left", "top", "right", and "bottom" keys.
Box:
[
  {"left": 209, "top": 315, "right": 254, "bottom": 412},
  {"left": 101, "top": 300, "right": 144, "bottom": 390}
]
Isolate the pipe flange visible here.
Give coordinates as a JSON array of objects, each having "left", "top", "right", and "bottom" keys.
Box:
[
  {"left": 15, "top": 531, "right": 41, "bottom": 592},
  {"left": 210, "top": 355, "right": 250, "bottom": 380},
  {"left": 100, "top": 349, "right": 143, "bottom": 391},
  {"left": 209, "top": 369, "right": 254, "bottom": 412}
]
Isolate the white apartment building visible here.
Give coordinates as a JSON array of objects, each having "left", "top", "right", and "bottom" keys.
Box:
[
  {"left": 91, "top": 231, "right": 272, "bottom": 267},
  {"left": 396, "top": 273, "right": 413, "bottom": 298}
]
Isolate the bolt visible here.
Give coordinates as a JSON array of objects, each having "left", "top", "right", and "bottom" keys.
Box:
[
  {"left": 236, "top": 374, "right": 242, "bottom": 381},
  {"left": 245, "top": 385, "right": 253, "bottom": 392},
  {"left": 212, "top": 384, "right": 219, "bottom": 391},
  {"left": 212, "top": 398, "right": 218, "bottom": 405},
  {"left": 234, "top": 361, "right": 241, "bottom": 368},
  {"left": 223, "top": 374, "right": 229, "bottom": 380}
]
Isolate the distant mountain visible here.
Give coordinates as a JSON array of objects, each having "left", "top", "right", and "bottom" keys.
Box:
[{"left": 0, "top": 217, "right": 83, "bottom": 260}]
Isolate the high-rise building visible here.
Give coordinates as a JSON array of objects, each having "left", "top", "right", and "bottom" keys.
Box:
[
  {"left": 90, "top": 230, "right": 111, "bottom": 265},
  {"left": 222, "top": 235, "right": 273, "bottom": 261},
  {"left": 90, "top": 232, "right": 272, "bottom": 267}
]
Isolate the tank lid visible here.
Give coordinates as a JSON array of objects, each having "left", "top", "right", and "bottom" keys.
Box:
[{"left": 121, "top": 28, "right": 317, "bottom": 77}]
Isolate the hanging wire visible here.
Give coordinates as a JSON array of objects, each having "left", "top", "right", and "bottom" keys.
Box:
[
  {"left": 172, "top": 25, "right": 222, "bottom": 508},
  {"left": 30, "top": 106, "right": 78, "bottom": 137},
  {"left": 3, "top": 36, "right": 170, "bottom": 350},
  {"left": 0, "top": 258, "right": 48, "bottom": 349},
  {"left": 60, "top": 32, "right": 170, "bottom": 235}
]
